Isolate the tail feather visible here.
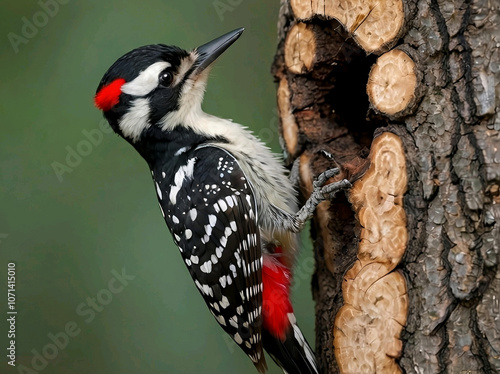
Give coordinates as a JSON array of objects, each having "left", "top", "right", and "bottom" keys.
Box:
[
  {"left": 253, "top": 355, "right": 268, "bottom": 374},
  {"left": 263, "top": 313, "right": 319, "bottom": 374}
]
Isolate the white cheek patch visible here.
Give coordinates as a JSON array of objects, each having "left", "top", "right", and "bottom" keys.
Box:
[
  {"left": 121, "top": 61, "right": 171, "bottom": 96},
  {"left": 119, "top": 98, "right": 151, "bottom": 142}
]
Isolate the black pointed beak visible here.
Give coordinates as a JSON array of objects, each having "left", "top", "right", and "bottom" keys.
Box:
[{"left": 192, "top": 28, "right": 244, "bottom": 75}]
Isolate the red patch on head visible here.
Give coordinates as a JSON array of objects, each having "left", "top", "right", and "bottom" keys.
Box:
[
  {"left": 262, "top": 253, "right": 293, "bottom": 340},
  {"left": 94, "top": 78, "right": 126, "bottom": 111}
]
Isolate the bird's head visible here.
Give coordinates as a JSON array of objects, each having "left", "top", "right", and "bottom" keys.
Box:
[{"left": 94, "top": 28, "right": 244, "bottom": 143}]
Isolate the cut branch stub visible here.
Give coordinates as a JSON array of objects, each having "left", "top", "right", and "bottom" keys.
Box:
[
  {"left": 284, "top": 22, "right": 316, "bottom": 74},
  {"left": 353, "top": 131, "right": 408, "bottom": 265},
  {"left": 367, "top": 48, "right": 419, "bottom": 117},
  {"left": 290, "top": 0, "right": 405, "bottom": 54},
  {"left": 334, "top": 132, "right": 409, "bottom": 374},
  {"left": 278, "top": 77, "right": 300, "bottom": 158}
]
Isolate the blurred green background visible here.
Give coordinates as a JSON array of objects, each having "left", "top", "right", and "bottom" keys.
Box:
[{"left": 0, "top": 1, "right": 317, "bottom": 373}]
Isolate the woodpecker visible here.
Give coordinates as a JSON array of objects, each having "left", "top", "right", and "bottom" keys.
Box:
[{"left": 95, "top": 28, "right": 350, "bottom": 374}]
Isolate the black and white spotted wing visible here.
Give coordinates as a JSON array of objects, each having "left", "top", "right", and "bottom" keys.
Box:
[{"left": 152, "top": 146, "right": 266, "bottom": 372}]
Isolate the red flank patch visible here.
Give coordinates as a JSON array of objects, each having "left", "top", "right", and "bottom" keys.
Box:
[{"left": 262, "top": 253, "right": 293, "bottom": 340}]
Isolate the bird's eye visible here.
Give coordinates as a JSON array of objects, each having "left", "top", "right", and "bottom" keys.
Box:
[{"left": 159, "top": 70, "right": 174, "bottom": 87}]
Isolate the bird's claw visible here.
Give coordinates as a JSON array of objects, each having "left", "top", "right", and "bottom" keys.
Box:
[
  {"left": 291, "top": 168, "right": 352, "bottom": 232},
  {"left": 312, "top": 168, "right": 351, "bottom": 201},
  {"left": 313, "top": 168, "right": 340, "bottom": 189},
  {"left": 321, "top": 179, "right": 352, "bottom": 200}
]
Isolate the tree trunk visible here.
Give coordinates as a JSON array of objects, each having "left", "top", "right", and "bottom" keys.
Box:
[{"left": 272, "top": 0, "right": 500, "bottom": 373}]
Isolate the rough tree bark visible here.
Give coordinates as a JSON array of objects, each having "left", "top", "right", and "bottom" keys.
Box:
[{"left": 272, "top": 0, "right": 500, "bottom": 373}]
